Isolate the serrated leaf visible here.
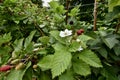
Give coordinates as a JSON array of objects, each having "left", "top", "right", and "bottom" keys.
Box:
[
  {"left": 73, "top": 59, "right": 91, "bottom": 76},
  {"left": 56, "top": 5, "right": 66, "bottom": 14},
  {"left": 6, "top": 62, "right": 31, "bottom": 80},
  {"left": 98, "top": 76, "right": 106, "bottom": 80},
  {"left": 38, "top": 55, "right": 54, "bottom": 71},
  {"left": 49, "top": 1, "right": 59, "bottom": 9},
  {"left": 99, "top": 31, "right": 107, "bottom": 37},
  {"left": 0, "top": 33, "right": 12, "bottom": 46},
  {"left": 102, "top": 37, "right": 119, "bottom": 49},
  {"left": 39, "top": 72, "right": 51, "bottom": 80},
  {"left": 24, "top": 30, "right": 36, "bottom": 49},
  {"left": 39, "top": 36, "right": 50, "bottom": 44},
  {"left": 51, "top": 43, "right": 72, "bottom": 78},
  {"left": 69, "top": 6, "right": 80, "bottom": 16},
  {"left": 59, "top": 70, "right": 74, "bottom": 80},
  {"left": 50, "top": 31, "right": 66, "bottom": 44},
  {"left": 52, "top": 43, "right": 68, "bottom": 52},
  {"left": 0, "top": 46, "right": 12, "bottom": 55},
  {"left": 97, "top": 47, "right": 108, "bottom": 58},
  {"left": 78, "top": 49, "right": 102, "bottom": 67},
  {"left": 23, "top": 67, "right": 32, "bottom": 80},
  {"left": 12, "top": 38, "right": 24, "bottom": 58},
  {"left": 108, "top": 0, "right": 120, "bottom": 12},
  {"left": 68, "top": 41, "right": 80, "bottom": 52},
  {"left": 78, "top": 34, "right": 93, "bottom": 43},
  {"left": 101, "top": 67, "right": 118, "bottom": 80},
  {"left": 13, "top": 38, "right": 24, "bottom": 52},
  {"left": 25, "top": 42, "right": 34, "bottom": 53},
  {"left": 78, "top": 35, "right": 93, "bottom": 48},
  {"left": 113, "top": 44, "right": 120, "bottom": 56},
  {"left": 53, "top": 14, "right": 64, "bottom": 22}
]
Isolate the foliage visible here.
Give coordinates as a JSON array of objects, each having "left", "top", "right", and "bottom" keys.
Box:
[{"left": 0, "top": 0, "right": 120, "bottom": 80}]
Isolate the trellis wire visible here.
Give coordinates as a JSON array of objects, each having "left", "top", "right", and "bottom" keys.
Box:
[{"left": 67, "top": 1, "right": 107, "bottom": 8}]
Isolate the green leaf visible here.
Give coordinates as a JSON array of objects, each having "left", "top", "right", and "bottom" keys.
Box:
[
  {"left": 102, "top": 37, "right": 119, "bottom": 49},
  {"left": 73, "top": 59, "right": 91, "bottom": 76},
  {"left": 23, "top": 67, "right": 32, "bottom": 80},
  {"left": 37, "top": 48, "right": 47, "bottom": 55},
  {"left": 51, "top": 43, "right": 72, "bottom": 78},
  {"left": 50, "top": 31, "right": 66, "bottom": 44},
  {"left": 69, "top": 6, "right": 80, "bottom": 16},
  {"left": 51, "top": 51, "right": 72, "bottom": 79},
  {"left": 12, "top": 38, "right": 24, "bottom": 58},
  {"left": 97, "top": 47, "right": 108, "bottom": 58},
  {"left": 99, "top": 31, "right": 107, "bottom": 37},
  {"left": 101, "top": 67, "right": 118, "bottom": 80},
  {"left": 39, "top": 72, "right": 51, "bottom": 80},
  {"left": 78, "top": 49, "right": 102, "bottom": 67},
  {"left": 53, "top": 14, "right": 64, "bottom": 22},
  {"left": 0, "top": 33, "right": 12, "bottom": 46},
  {"left": 78, "top": 34, "right": 93, "bottom": 48},
  {"left": 98, "top": 76, "right": 106, "bottom": 80},
  {"left": 49, "top": 1, "right": 59, "bottom": 9},
  {"left": 68, "top": 41, "right": 80, "bottom": 52},
  {"left": 38, "top": 55, "right": 54, "bottom": 71},
  {"left": 39, "top": 36, "right": 50, "bottom": 44},
  {"left": 113, "top": 44, "right": 120, "bottom": 56},
  {"left": 13, "top": 38, "right": 24, "bottom": 52},
  {"left": 24, "top": 30, "right": 36, "bottom": 49},
  {"left": 56, "top": 5, "right": 66, "bottom": 14},
  {"left": 108, "top": 0, "right": 120, "bottom": 12},
  {"left": 24, "top": 42, "right": 34, "bottom": 54},
  {"left": 106, "top": 6, "right": 120, "bottom": 20},
  {"left": 6, "top": 62, "right": 31, "bottom": 80},
  {"left": 59, "top": 70, "right": 74, "bottom": 80},
  {"left": 0, "top": 46, "right": 12, "bottom": 55},
  {"left": 78, "top": 34, "right": 93, "bottom": 43},
  {"left": 52, "top": 43, "right": 67, "bottom": 52}
]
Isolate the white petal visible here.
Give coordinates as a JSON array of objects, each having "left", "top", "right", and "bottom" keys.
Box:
[
  {"left": 60, "top": 31, "right": 66, "bottom": 37},
  {"left": 59, "top": 29, "right": 72, "bottom": 37},
  {"left": 77, "top": 46, "right": 83, "bottom": 51},
  {"left": 64, "top": 29, "right": 69, "bottom": 32},
  {"left": 68, "top": 30, "right": 72, "bottom": 36},
  {"left": 65, "top": 29, "right": 72, "bottom": 36}
]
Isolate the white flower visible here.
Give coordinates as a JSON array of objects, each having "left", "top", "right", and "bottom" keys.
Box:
[
  {"left": 76, "top": 39, "right": 81, "bottom": 42},
  {"left": 77, "top": 46, "right": 83, "bottom": 52},
  {"left": 59, "top": 29, "right": 72, "bottom": 37}
]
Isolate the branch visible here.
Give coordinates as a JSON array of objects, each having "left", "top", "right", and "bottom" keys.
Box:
[
  {"left": 93, "top": 0, "right": 97, "bottom": 31},
  {"left": 33, "top": 22, "right": 45, "bottom": 36}
]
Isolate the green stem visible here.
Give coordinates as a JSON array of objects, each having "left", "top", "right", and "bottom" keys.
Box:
[{"left": 34, "top": 22, "right": 45, "bottom": 36}]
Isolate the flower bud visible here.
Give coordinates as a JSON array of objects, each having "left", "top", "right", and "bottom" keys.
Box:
[
  {"left": 15, "top": 63, "right": 25, "bottom": 70},
  {"left": 33, "top": 65, "right": 38, "bottom": 69},
  {"left": 0, "top": 65, "right": 12, "bottom": 72},
  {"left": 11, "top": 59, "right": 20, "bottom": 64},
  {"left": 77, "top": 29, "right": 84, "bottom": 35}
]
